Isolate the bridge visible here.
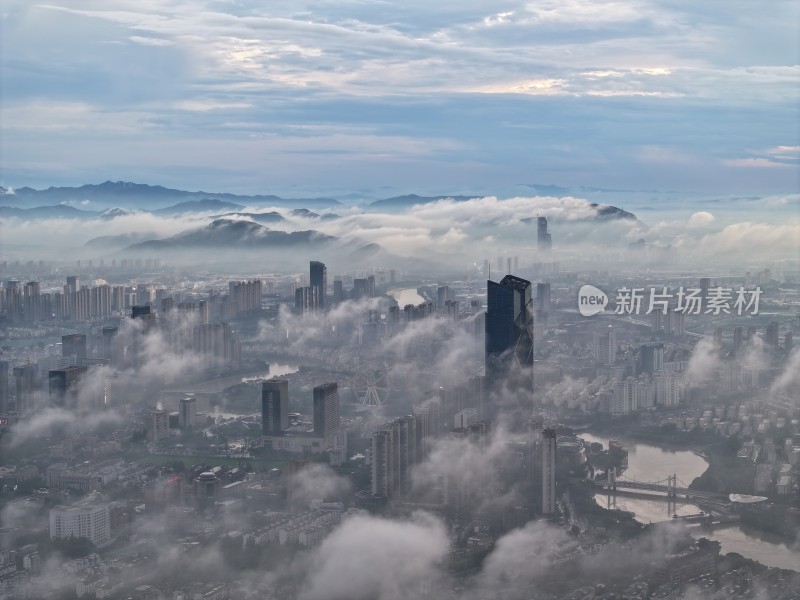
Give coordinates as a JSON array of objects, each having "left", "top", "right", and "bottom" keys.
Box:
[
  {"left": 598, "top": 469, "right": 688, "bottom": 497},
  {"left": 589, "top": 469, "right": 728, "bottom": 505}
]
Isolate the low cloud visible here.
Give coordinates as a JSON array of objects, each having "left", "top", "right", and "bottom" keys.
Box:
[
  {"left": 300, "top": 512, "right": 449, "bottom": 600},
  {"left": 687, "top": 211, "right": 714, "bottom": 227}
]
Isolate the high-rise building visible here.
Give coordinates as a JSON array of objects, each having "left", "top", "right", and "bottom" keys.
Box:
[
  {"left": 49, "top": 366, "right": 88, "bottom": 407},
  {"left": 535, "top": 283, "right": 551, "bottom": 315},
  {"left": 132, "top": 304, "right": 153, "bottom": 321},
  {"left": 485, "top": 275, "right": 534, "bottom": 394},
  {"left": 66, "top": 276, "right": 80, "bottom": 294},
  {"left": 437, "top": 285, "right": 450, "bottom": 309},
  {"left": 228, "top": 279, "right": 262, "bottom": 317},
  {"left": 3, "top": 281, "right": 23, "bottom": 321},
  {"left": 655, "top": 372, "right": 680, "bottom": 407},
  {"left": 333, "top": 279, "right": 344, "bottom": 304},
  {"left": 733, "top": 327, "right": 743, "bottom": 355},
  {"left": 637, "top": 343, "right": 664, "bottom": 375},
  {"left": 765, "top": 321, "right": 780, "bottom": 347},
  {"left": 412, "top": 401, "right": 440, "bottom": 460},
  {"left": 312, "top": 382, "right": 340, "bottom": 445},
  {"left": 537, "top": 217, "right": 552, "bottom": 252},
  {"left": 146, "top": 409, "right": 169, "bottom": 442},
  {"left": 130, "top": 305, "right": 156, "bottom": 371},
  {"left": 262, "top": 380, "right": 289, "bottom": 435},
  {"left": 101, "top": 327, "right": 119, "bottom": 364},
  {"left": 611, "top": 378, "right": 635, "bottom": 415},
  {"left": 0, "top": 361, "right": 9, "bottom": 414},
  {"left": 193, "top": 322, "right": 240, "bottom": 368},
  {"left": 527, "top": 416, "right": 544, "bottom": 483},
  {"left": 371, "top": 416, "right": 421, "bottom": 499},
  {"left": 651, "top": 310, "right": 663, "bottom": 333},
  {"left": 371, "top": 428, "right": 391, "bottom": 498},
  {"left": 453, "top": 408, "right": 478, "bottom": 429},
  {"left": 594, "top": 325, "right": 617, "bottom": 366},
  {"left": 295, "top": 286, "right": 319, "bottom": 312},
  {"left": 541, "top": 429, "right": 556, "bottom": 514},
  {"left": 699, "top": 277, "right": 710, "bottom": 311},
  {"left": 179, "top": 397, "right": 197, "bottom": 429},
  {"left": 62, "top": 334, "right": 87, "bottom": 365},
  {"left": 23, "top": 281, "right": 43, "bottom": 323},
  {"left": 50, "top": 492, "right": 110, "bottom": 547},
  {"left": 397, "top": 415, "right": 417, "bottom": 492},
  {"left": 13, "top": 364, "right": 37, "bottom": 413},
  {"left": 330, "top": 429, "right": 348, "bottom": 467},
  {"left": 309, "top": 261, "right": 327, "bottom": 310},
  {"left": 352, "top": 278, "right": 367, "bottom": 300}
]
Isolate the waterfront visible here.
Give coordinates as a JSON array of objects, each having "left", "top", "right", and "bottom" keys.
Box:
[
  {"left": 580, "top": 432, "right": 800, "bottom": 570},
  {"left": 388, "top": 287, "right": 425, "bottom": 306}
]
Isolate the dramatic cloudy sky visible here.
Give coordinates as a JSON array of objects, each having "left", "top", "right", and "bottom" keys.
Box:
[{"left": 1, "top": 0, "right": 798, "bottom": 196}]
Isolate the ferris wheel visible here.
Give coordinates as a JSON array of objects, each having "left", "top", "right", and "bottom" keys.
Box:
[{"left": 350, "top": 362, "right": 391, "bottom": 407}]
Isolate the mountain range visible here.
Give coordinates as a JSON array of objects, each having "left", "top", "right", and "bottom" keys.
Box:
[
  {"left": 0, "top": 182, "right": 641, "bottom": 225},
  {"left": 103, "top": 218, "right": 401, "bottom": 269},
  {"left": 0, "top": 181, "right": 342, "bottom": 210}
]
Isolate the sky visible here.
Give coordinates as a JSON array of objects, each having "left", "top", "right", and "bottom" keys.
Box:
[{"left": 1, "top": 0, "right": 799, "bottom": 197}]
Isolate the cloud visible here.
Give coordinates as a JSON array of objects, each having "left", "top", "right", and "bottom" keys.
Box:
[
  {"left": 289, "top": 463, "right": 352, "bottom": 505},
  {"left": 1, "top": 0, "right": 797, "bottom": 193},
  {"left": 129, "top": 35, "right": 174, "bottom": 47},
  {"left": 770, "top": 348, "right": 800, "bottom": 398},
  {"left": 695, "top": 221, "right": 800, "bottom": 261},
  {"left": 300, "top": 512, "right": 449, "bottom": 600},
  {"left": 687, "top": 211, "right": 714, "bottom": 227}
]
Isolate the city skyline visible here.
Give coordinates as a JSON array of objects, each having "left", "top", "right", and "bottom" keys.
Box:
[{"left": 1, "top": 1, "right": 798, "bottom": 599}]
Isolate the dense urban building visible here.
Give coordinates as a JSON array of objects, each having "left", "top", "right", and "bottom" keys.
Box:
[{"left": 49, "top": 492, "right": 111, "bottom": 547}]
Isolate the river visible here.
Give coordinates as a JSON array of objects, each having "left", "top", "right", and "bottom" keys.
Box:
[
  {"left": 159, "top": 363, "right": 300, "bottom": 418},
  {"left": 388, "top": 288, "right": 425, "bottom": 306},
  {"left": 580, "top": 432, "right": 800, "bottom": 571}
]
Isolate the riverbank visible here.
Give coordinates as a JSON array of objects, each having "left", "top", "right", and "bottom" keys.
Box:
[
  {"left": 574, "top": 420, "right": 751, "bottom": 493},
  {"left": 578, "top": 428, "right": 800, "bottom": 571}
]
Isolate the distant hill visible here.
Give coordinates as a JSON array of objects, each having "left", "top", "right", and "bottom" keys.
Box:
[
  {"left": 0, "top": 204, "right": 96, "bottom": 219},
  {"left": 4, "top": 181, "right": 342, "bottom": 210},
  {"left": 116, "top": 218, "right": 407, "bottom": 270},
  {"left": 155, "top": 199, "right": 245, "bottom": 215},
  {"left": 123, "top": 219, "right": 336, "bottom": 252},
  {"left": 289, "top": 208, "right": 320, "bottom": 218},
  {"left": 85, "top": 232, "right": 159, "bottom": 250},
  {"left": 99, "top": 207, "right": 135, "bottom": 219},
  {"left": 589, "top": 203, "right": 638, "bottom": 221}
]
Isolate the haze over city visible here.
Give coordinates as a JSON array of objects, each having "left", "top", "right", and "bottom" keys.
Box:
[{"left": 0, "top": 1, "right": 798, "bottom": 600}]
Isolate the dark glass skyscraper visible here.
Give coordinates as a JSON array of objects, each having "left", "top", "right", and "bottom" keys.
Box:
[
  {"left": 485, "top": 275, "right": 534, "bottom": 394},
  {"left": 537, "top": 217, "right": 552, "bottom": 251},
  {"left": 309, "top": 261, "right": 327, "bottom": 310},
  {"left": 262, "top": 379, "right": 289, "bottom": 435}
]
